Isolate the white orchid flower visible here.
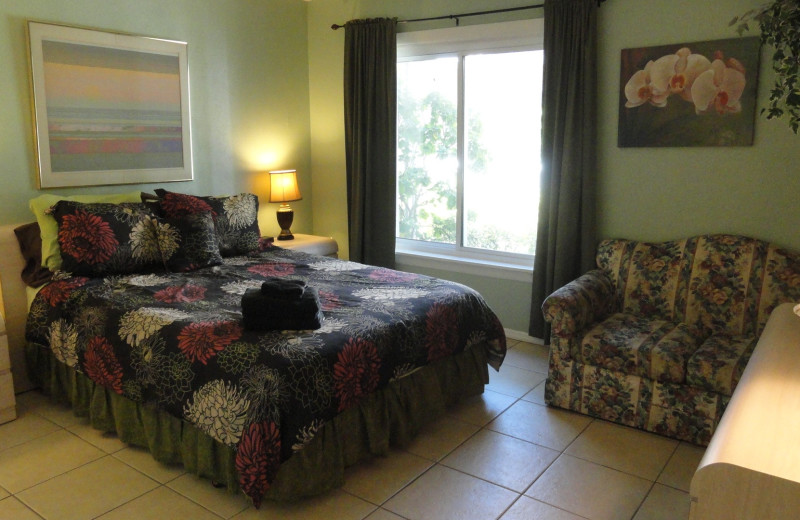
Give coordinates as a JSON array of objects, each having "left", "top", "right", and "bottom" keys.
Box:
[
  {"left": 669, "top": 49, "right": 712, "bottom": 101},
  {"left": 691, "top": 58, "right": 746, "bottom": 114}
]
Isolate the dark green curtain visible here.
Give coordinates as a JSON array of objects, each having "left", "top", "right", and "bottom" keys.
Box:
[
  {"left": 343, "top": 18, "right": 397, "bottom": 268},
  {"left": 529, "top": 0, "right": 598, "bottom": 342}
]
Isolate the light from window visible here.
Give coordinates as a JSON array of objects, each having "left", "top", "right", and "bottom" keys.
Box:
[{"left": 396, "top": 30, "right": 543, "bottom": 262}]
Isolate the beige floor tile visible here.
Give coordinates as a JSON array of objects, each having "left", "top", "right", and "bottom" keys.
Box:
[
  {"left": 448, "top": 389, "right": 517, "bottom": 426},
  {"left": 500, "top": 495, "right": 586, "bottom": 520},
  {"left": 17, "top": 456, "right": 158, "bottom": 520},
  {"left": 403, "top": 417, "right": 479, "bottom": 461},
  {"left": 113, "top": 446, "right": 186, "bottom": 484},
  {"left": 97, "top": 486, "right": 222, "bottom": 520},
  {"left": 0, "top": 496, "right": 43, "bottom": 520},
  {"left": 488, "top": 401, "right": 592, "bottom": 451},
  {"left": 0, "top": 429, "right": 105, "bottom": 493},
  {"left": 364, "top": 508, "right": 406, "bottom": 520},
  {"left": 632, "top": 483, "right": 690, "bottom": 520},
  {"left": 14, "top": 391, "right": 83, "bottom": 428},
  {"left": 521, "top": 380, "right": 546, "bottom": 405},
  {"left": 565, "top": 421, "right": 678, "bottom": 481},
  {"left": 657, "top": 442, "right": 705, "bottom": 492},
  {"left": 0, "top": 412, "right": 61, "bottom": 452},
  {"left": 441, "top": 429, "right": 559, "bottom": 492},
  {"left": 0, "top": 485, "right": 7, "bottom": 500},
  {"left": 167, "top": 473, "right": 252, "bottom": 519},
  {"left": 66, "top": 419, "right": 127, "bottom": 454},
  {"left": 384, "top": 465, "right": 518, "bottom": 520},
  {"left": 526, "top": 454, "right": 651, "bottom": 520},
  {"left": 233, "top": 489, "right": 376, "bottom": 520},
  {"left": 486, "top": 364, "right": 546, "bottom": 398},
  {"left": 342, "top": 449, "right": 432, "bottom": 505},
  {"left": 503, "top": 342, "right": 550, "bottom": 374}
]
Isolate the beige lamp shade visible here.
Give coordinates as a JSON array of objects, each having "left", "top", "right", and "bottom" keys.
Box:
[{"left": 268, "top": 170, "right": 302, "bottom": 203}]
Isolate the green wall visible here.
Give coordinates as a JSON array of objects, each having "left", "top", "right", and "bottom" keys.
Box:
[
  {"left": 0, "top": 0, "right": 312, "bottom": 238},
  {"left": 308, "top": 0, "right": 800, "bottom": 335}
]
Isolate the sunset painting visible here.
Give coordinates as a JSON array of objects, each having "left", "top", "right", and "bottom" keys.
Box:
[
  {"left": 29, "top": 22, "right": 192, "bottom": 187},
  {"left": 43, "top": 41, "right": 183, "bottom": 172}
]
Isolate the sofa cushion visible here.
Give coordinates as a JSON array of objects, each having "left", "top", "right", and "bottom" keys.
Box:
[
  {"left": 683, "top": 235, "right": 764, "bottom": 338},
  {"left": 581, "top": 313, "right": 701, "bottom": 383},
  {"left": 686, "top": 334, "right": 757, "bottom": 396}
]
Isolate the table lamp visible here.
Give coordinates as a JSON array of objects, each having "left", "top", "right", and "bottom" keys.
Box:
[{"left": 269, "top": 169, "right": 302, "bottom": 240}]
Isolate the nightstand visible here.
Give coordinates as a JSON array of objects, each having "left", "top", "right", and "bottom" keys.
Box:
[
  {"left": 0, "top": 311, "right": 16, "bottom": 424},
  {"left": 274, "top": 234, "right": 338, "bottom": 258}
]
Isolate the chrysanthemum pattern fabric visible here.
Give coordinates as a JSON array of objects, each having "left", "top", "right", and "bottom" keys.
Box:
[{"left": 26, "top": 247, "right": 506, "bottom": 506}]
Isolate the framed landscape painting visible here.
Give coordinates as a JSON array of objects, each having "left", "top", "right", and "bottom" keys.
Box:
[
  {"left": 618, "top": 37, "right": 760, "bottom": 147},
  {"left": 28, "top": 22, "right": 193, "bottom": 188}
]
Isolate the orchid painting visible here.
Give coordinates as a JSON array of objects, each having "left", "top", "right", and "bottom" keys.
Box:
[{"left": 618, "top": 37, "right": 760, "bottom": 147}]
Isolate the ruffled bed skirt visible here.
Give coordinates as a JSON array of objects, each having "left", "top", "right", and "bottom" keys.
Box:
[{"left": 25, "top": 341, "right": 489, "bottom": 502}]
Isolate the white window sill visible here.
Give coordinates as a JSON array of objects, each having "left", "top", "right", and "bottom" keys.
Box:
[{"left": 395, "top": 249, "right": 533, "bottom": 283}]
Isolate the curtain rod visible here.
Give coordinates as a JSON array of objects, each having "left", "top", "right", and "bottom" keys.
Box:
[{"left": 330, "top": 4, "right": 543, "bottom": 30}]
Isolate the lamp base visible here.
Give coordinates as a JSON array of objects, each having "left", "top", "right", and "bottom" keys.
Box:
[{"left": 276, "top": 206, "right": 294, "bottom": 240}]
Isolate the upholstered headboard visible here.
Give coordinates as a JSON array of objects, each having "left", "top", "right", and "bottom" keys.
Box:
[{"left": 0, "top": 223, "right": 34, "bottom": 393}]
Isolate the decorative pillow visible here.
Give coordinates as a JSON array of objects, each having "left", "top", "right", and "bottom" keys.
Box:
[
  {"left": 158, "top": 212, "right": 223, "bottom": 272},
  {"left": 52, "top": 201, "right": 163, "bottom": 276},
  {"left": 30, "top": 191, "right": 144, "bottom": 271},
  {"left": 155, "top": 189, "right": 261, "bottom": 256},
  {"left": 13, "top": 222, "right": 52, "bottom": 287}
]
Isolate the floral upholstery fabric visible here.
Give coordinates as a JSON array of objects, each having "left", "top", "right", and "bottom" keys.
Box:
[
  {"left": 686, "top": 334, "right": 756, "bottom": 395},
  {"left": 544, "top": 234, "right": 800, "bottom": 446},
  {"left": 581, "top": 313, "right": 700, "bottom": 383}
]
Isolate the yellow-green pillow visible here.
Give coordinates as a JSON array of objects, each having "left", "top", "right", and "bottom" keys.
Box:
[{"left": 30, "top": 191, "right": 143, "bottom": 271}]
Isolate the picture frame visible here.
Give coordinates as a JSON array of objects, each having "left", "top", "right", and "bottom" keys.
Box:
[
  {"left": 618, "top": 37, "right": 761, "bottom": 147},
  {"left": 27, "top": 21, "right": 193, "bottom": 188}
]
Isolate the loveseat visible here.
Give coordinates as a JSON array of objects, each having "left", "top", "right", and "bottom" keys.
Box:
[{"left": 542, "top": 234, "right": 800, "bottom": 445}]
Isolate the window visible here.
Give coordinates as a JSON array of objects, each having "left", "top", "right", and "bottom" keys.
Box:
[{"left": 396, "top": 19, "right": 544, "bottom": 273}]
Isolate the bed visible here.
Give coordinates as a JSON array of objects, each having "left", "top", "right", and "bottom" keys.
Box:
[{"left": 0, "top": 194, "right": 506, "bottom": 506}]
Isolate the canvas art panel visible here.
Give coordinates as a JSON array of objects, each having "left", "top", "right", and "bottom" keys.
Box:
[
  {"left": 618, "top": 37, "right": 760, "bottom": 147},
  {"left": 28, "top": 22, "right": 193, "bottom": 188}
]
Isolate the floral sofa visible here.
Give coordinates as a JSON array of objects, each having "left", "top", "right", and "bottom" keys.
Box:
[{"left": 542, "top": 234, "right": 800, "bottom": 445}]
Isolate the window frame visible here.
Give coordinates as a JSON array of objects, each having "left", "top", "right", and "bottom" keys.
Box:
[{"left": 395, "top": 18, "right": 545, "bottom": 274}]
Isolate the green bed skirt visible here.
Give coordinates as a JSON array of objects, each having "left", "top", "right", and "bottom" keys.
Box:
[{"left": 25, "top": 341, "right": 489, "bottom": 502}]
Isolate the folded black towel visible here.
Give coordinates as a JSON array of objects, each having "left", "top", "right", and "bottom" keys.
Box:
[
  {"left": 242, "top": 287, "right": 323, "bottom": 331},
  {"left": 261, "top": 277, "right": 307, "bottom": 299}
]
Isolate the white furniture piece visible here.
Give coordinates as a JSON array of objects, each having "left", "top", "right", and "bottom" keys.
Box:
[
  {"left": 0, "top": 309, "right": 16, "bottom": 424},
  {"left": 690, "top": 302, "right": 800, "bottom": 519},
  {"left": 274, "top": 234, "right": 338, "bottom": 258},
  {"left": 0, "top": 223, "right": 33, "bottom": 396}
]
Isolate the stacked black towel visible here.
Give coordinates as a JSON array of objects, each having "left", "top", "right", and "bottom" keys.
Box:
[
  {"left": 260, "top": 277, "right": 307, "bottom": 299},
  {"left": 241, "top": 280, "right": 323, "bottom": 331}
]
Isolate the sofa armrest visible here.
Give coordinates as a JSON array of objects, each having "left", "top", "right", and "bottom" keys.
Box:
[{"left": 542, "top": 269, "right": 618, "bottom": 360}]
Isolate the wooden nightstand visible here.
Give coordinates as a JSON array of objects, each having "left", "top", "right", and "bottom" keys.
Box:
[
  {"left": 0, "top": 311, "right": 16, "bottom": 424},
  {"left": 273, "top": 234, "right": 338, "bottom": 258}
]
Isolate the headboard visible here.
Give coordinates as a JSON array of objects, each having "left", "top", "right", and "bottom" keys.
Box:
[{"left": 0, "top": 223, "right": 35, "bottom": 393}]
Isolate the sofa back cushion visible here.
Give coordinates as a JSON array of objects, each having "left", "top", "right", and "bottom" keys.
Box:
[
  {"left": 757, "top": 245, "right": 800, "bottom": 335},
  {"left": 597, "top": 235, "right": 800, "bottom": 339},
  {"left": 597, "top": 238, "right": 690, "bottom": 322}
]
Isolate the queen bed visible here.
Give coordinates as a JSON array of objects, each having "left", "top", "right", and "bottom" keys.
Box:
[{"left": 0, "top": 191, "right": 506, "bottom": 506}]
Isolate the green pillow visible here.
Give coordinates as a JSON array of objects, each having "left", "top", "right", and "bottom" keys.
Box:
[{"left": 30, "top": 191, "right": 143, "bottom": 271}]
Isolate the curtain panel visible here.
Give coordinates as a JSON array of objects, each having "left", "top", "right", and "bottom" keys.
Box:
[
  {"left": 343, "top": 18, "right": 398, "bottom": 268},
  {"left": 529, "top": 0, "right": 598, "bottom": 341}
]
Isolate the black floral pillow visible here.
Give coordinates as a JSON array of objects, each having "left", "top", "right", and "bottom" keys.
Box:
[
  {"left": 158, "top": 212, "right": 223, "bottom": 272},
  {"left": 52, "top": 201, "right": 163, "bottom": 276},
  {"left": 155, "top": 189, "right": 261, "bottom": 256}
]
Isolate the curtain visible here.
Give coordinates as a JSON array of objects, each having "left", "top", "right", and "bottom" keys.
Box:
[
  {"left": 343, "top": 18, "right": 398, "bottom": 268},
  {"left": 529, "top": 0, "right": 598, "bottom": 341}
]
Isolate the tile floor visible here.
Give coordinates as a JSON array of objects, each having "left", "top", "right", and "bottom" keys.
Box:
[{"left": 0, "top": 340, "right": 705, "bottom": 520}]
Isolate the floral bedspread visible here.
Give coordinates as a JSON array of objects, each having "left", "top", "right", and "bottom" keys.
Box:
[{"left": 26, "top": 247, "right": 506, "bottom": 505}]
